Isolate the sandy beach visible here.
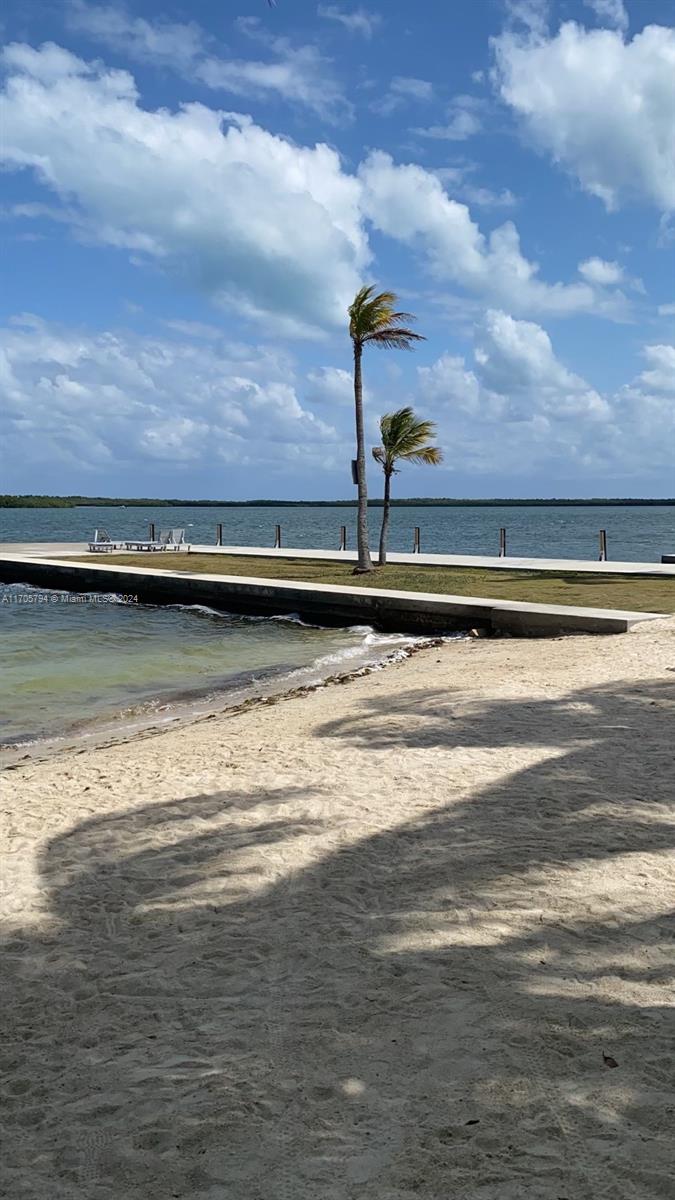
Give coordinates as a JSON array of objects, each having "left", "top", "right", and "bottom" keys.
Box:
[{"left": 2, "top": 618, "right": 674, "bottom": 1200}]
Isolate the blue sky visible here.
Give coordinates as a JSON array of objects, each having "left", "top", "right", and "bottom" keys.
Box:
[{"left": 1, "top": 0, "right": 673, "bottom": 498}]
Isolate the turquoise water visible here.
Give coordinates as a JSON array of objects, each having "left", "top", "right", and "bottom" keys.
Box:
[
  {"left": 0, "top": 582, "right": 415, "bottom": 749},
  {"left": 1, "top": 503, "right": 673, "bottom": 561}
]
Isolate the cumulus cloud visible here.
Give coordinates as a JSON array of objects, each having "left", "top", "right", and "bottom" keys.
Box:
[
  {"left": 67, "top": 2, "right": 350, "bottom": 121},
  {"left": 0, "top": 43, "right": 367, "bottom": 332},
  {"left": 1, "top": 310, "right": 673, "bottom": 492},
  {"left": 416, "top": 311, "right": 675, "bottom": 480},
  {"left": 306, "top": 366, "right": 355, "bottom": 406},
  {"left": 0, "top": 316, "right": 341, "bottom": 484},
  {"left": 317, "top": 5, "right": 382, "bottom": 38},
  {"left": 358, "top": 151, "right": 623, "bottom": 317},
  {"left": 578, "top": 257, "right": 624, "bottom": 286},
  {"left": 1, "top": 43, "right": 645, "bottom": 337},
  {"left": 636, "top": 343, "right": 675, "bottom": 393},
  {"left": 493, "top": 21, "right": 675, "bottom": 212}
]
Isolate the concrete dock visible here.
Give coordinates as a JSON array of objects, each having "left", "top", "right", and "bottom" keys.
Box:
[
  {"left": 2, "top": 542, "right": 675, "bottom": 575},
  {"left": 0, "top": 552, "right": 667, "bottom": 637}
]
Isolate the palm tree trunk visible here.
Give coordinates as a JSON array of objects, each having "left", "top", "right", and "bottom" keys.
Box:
[
  {"left": 378, "top": 469, "right": 392, "bottom": 566},
  {"left": 352, "top": 342, "right": 373, "bottom": 572}
]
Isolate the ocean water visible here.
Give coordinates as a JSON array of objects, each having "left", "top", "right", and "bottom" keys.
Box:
[
  {"left": 2, "top": 503, "right": 672, "bottom": 751},
  {"left": 0, "top": 582, "right": 418, "bottom": 750},
  {"left": 1, "top": 503, "right": 673, "bottom": 561}
]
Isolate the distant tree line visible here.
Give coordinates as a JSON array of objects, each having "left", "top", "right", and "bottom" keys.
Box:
[{"left": 1, "top": 495, "right": 673, "bottom": 510}]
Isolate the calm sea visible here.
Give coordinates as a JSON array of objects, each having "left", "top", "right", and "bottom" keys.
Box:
[
  {"left": 1, "top": 503, "right": 672, "bottom": 751},
  {"left": 0, "top": 582, "right": 417, "bottom": 750},
  {"left": 2, "top": 503, "right": 674, "bottom": 561}
]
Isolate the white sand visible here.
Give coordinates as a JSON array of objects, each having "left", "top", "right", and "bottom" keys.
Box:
[{"left": 2, "top": 618, "right": 674, "bottom": 1199}]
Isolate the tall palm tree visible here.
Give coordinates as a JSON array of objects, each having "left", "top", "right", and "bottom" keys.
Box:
[
  {"left": 348, "top": 287, "right": 425, "bottom": 572},
  {"left": 373, "top": 407, "right": 443, "bottom": 566}
]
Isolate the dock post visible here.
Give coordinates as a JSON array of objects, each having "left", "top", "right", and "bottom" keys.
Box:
[
  {"left": 216, "top": 523, "right": 223, "bottom": 546},
  {"left": 499, "top": 527, "right": 506, "bottom": 557},
  {"left": 274, "top": 524, "right": 282, "bottom": 549},
  {"left": 339, "top": 525, "right": 347, "bottom": 551},
  {"left": 149, "top": 523, "right": 155, "bottom": 542},
  {"left": 599, "top": 529, "right": 608, "bottom": 561},
  {"left": 413, "top": 527, "right": 421, "bottom": 554}
]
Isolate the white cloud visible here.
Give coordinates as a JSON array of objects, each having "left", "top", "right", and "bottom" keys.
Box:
[
  {"left": 195, "top": 40, "right": 351, "bottom": 123},
  {"left": 1, "top": 311, "right": 673, "bottom": 491},
  {"left": 432, "top": 168, "right": 517, "bottom": 210},
  {"left": 504, "top": 0, "right": 550, "bottom": 37},
  {"left": 306, "top": 366, "right": 355, "bottom": 406},
  {"left": 636, "top": 343, "right": 675, "bottom": 393},
  {"left": 416, "top": 311, "right": 675, "bottom": 480},
  {"left": 372, "top": 76, "right": 434, "bottom": 117},
  {"left": 0, "top": 42, "right": 645, "bottom": 342},
  {"left": 0, "top": 44, "right": 368, "bottom": 332},
  {"left": 317, "top": 5, "right": 382, "bottom": 38},
  {"left": 578, "top": 257, "right": 624, "bottom": 286},
  {"left": 583, "top": 0, "right": 629, "bottom": 32},
  {"left": 473, "top": 310, "right": 610, "bottom": 420},
  {"left": 657, "top": 302, "right": 675, "bottom": 317},
  {"left": 358, "top": 151, "right": 624, "bottom": 318},
  {"left": 0, "top": 316, "right": 340, "bottom": 479},
  {"left": 67, "top": 1, "right": 207, "bottom": 72},
  {"left": 412, "top": 95, "right": 483, "bottom": 142},
  {"left": 67, "top": 3, "right": 350, "bottom": 121},
  {"left": 493, "top": 21, "right": 675, "bottom": 212}
]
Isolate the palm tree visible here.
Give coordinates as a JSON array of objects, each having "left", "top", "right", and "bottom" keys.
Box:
[
  {"left": 348, "top": 287, "right": 425, "bottom": 572},
  {"left": 373, "top": 407, "right": 442, "bottom": 566}
]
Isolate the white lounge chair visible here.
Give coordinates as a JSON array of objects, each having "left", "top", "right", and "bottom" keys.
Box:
[
  {"left": 123, "top": 528, "right": 187, "bottom": 552},
  {"left": 88, "top": 528, "right": 122, "bottom": 553},
  {"left": 163, "top": 528, "right": 186, "bottom": 551}
]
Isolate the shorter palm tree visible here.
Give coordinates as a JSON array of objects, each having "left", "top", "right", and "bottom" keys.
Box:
[{"left": 372, "top": 407, "right": 443, "bottom": 565}]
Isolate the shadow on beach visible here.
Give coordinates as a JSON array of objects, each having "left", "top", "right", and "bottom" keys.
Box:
[{"left": 2, "top": 677, "right": 674, "bottom": 1199}]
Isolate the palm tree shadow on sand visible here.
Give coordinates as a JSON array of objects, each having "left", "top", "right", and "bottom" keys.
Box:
[{"left": 2, "top": 679, "right": 674, "bottom": 1200}]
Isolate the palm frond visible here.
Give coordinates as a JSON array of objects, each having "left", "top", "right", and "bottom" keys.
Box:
[
  {"left": 349, "top": 286, "right": 426, "bottom": 348},
  {"left": 402, "top": 446, "right": 444, "bottom": 466},
  {"left": 375, "top": 406, "right": 443, "bottom": 471},
  {"left": 365, "top": 328, "right": 425, "bottom": 349}
]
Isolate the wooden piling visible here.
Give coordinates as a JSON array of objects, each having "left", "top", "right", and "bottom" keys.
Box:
[
  {"left": 339, "top": 525, "right": 347, "bottom": 551},
  {"left": 149, "top": 523, "right": 156, "bottom": 542},
  {"left": 599, "top": 529, "right": 608, "bottom": 561},
  {"left": 413, "top": 527, "right": 421, "bottom": 554},
  {"left": 274, "top": 524, "right": 282, "bottom": 549},
  {"left": 216, "top": 523, "right": 223, "bottom": 546},
  {"left": 499, "top": 527, "right": 506, "bottom": 557}
]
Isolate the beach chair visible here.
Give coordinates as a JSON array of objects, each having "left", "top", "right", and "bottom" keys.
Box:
[
  {"left": 123, "top": 528, "right": 188, "bottom": 552},
  {"left": 124, "top": 533, "right": 164, "bottom": 551},
  {"left": 88, "top": 528, "right": 118, "bottom": 552},
  {"left": 163, "top": 528, "right": 186, "bottom": 551}
]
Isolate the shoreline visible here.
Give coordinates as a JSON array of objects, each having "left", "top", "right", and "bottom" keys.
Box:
[
  {"left": 0, "top": 632, "right": 448, "bottom": 770},
  {"left": 3, "top": 616, "right": 674, "bottom": 1198}
]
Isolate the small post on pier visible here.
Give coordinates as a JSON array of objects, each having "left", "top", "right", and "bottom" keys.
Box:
[
  {"left": 499, "top": 527, "right": 506, "bottom": 558},
  {"left": 413, "top": 526, "right": 421, "bottom": 554},
  {"left": 274, "top": 524, "right": 282, "bottom": 549},
  {"left": 339, "top": 525, "right": 347, "bottom": 551},
  {"left": 149, "top": 523, "right": 156, "bottom": 542},
  {"left": 599, "top": 529, "right": 608, "bottom": 562},
  {"left": 216, "top": 523, "right": 223, "bottom": 546}
]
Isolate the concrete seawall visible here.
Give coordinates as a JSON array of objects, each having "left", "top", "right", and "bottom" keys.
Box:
[{"left": 0, "top": 555, "right": 664, "bottom": 637}]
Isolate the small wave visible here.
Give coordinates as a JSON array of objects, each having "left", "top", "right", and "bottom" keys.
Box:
[{"left": 166, "top": 602, "right": 231, "bottom": 619}]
